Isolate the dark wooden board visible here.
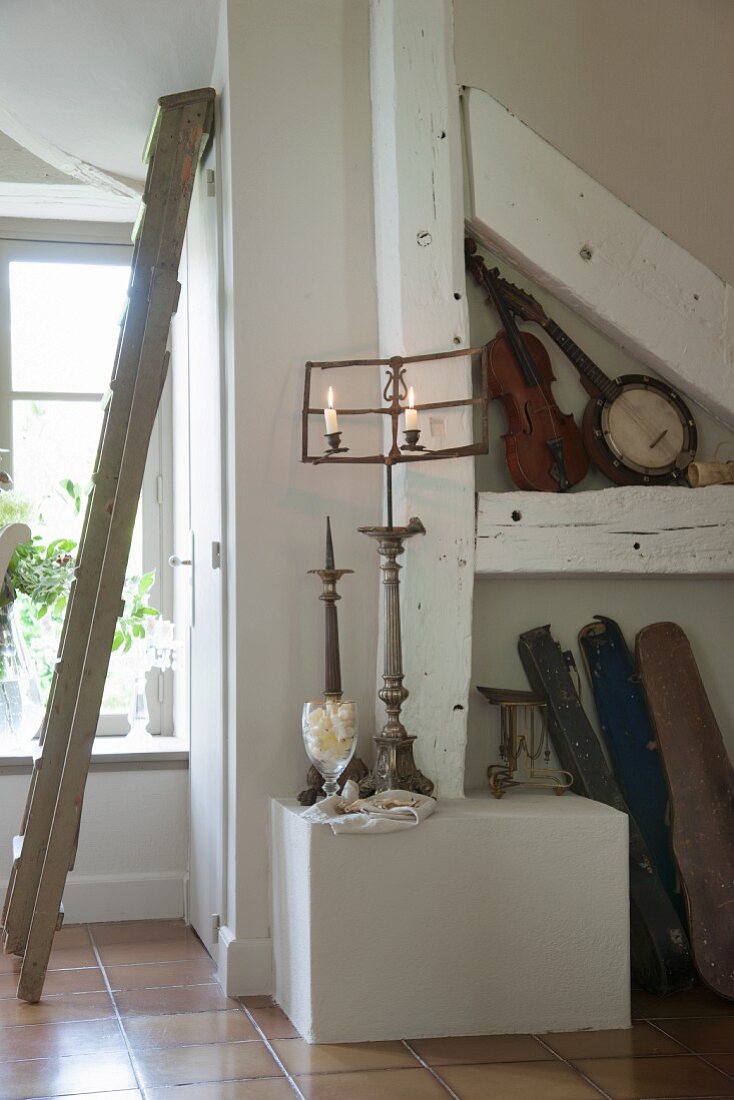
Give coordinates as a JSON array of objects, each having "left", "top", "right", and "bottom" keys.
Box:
[
  {"left": 519, "top": 623, "right": 695, "bottom": 996},
  {"left": 579, "top": 616, "right": 685, "bottom": 924},
  {"left": 637, "top": 622, "right": 734, "bottom": 1001}
]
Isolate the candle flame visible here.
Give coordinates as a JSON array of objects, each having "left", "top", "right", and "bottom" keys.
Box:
[
  {"left": 327, "top": 386, "right": 334, "bottom": 409},
  {"left": 408, "top": 386, "right": 415, "bottom": 409}
]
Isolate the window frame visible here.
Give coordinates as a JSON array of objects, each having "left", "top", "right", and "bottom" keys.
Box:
[{"left": 0, "top": 224, "right": 174, "bottom": 736}]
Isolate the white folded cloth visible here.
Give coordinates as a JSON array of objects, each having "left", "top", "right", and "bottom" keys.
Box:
[{"left": 301, "top": 786, "right": 436, "bottom": 834}]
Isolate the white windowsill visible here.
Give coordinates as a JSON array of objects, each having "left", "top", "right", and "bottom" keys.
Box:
[{"left": 0, "top": 736, "right": 189, "bottom": 772}]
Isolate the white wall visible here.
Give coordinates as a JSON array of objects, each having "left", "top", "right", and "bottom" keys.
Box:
[
  {"left": 0, "top": 764, "right": 188, "bottom": 923},
  {"left": 215, "top": 0, "right": 380, "bottom": 985},
  {"left": 455, "top": 0, "right": 734, "bottom": 285}
]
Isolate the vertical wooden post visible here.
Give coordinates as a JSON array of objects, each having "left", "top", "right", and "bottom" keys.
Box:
[{"left": 370, "top": 0, "right": 474, "bottom": 797}]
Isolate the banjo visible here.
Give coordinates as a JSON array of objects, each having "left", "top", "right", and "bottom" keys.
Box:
[{"left": 491, "top": 271, "right": 697, "bottom": 485}]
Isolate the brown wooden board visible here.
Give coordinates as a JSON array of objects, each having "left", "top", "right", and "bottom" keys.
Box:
[{"left": 637, "top": 622, "right": 734, "bottom": 1001}]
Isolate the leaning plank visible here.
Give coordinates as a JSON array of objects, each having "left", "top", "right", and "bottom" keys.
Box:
[
  {"left": 475, "top": 486, "right": 734, "bottom": 577},
  {"left": 464, "top": 87, "right": 734, "bottom": 428}
]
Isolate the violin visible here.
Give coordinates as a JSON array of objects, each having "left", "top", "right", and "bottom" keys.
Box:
[{"left": 465, "top": 239, "right": 588, "bottom": 493}]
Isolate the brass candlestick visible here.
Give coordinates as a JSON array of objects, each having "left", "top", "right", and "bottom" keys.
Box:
[
  {"left": 359, "top": 516, "right": 434, "bottom": 796},
  {"left": 309, "top": 517, "right": 352, "bottom": 699},
  {"left": 298, "top": 519, "right": 368, "bottom": 805}
]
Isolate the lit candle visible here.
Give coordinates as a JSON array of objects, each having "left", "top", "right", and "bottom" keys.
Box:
[
  {"left": 324, "top": 387, "right": 339, "bottom": 434},
  {"left": 404, "top": 386, "right": 419, "bottom": 431}
]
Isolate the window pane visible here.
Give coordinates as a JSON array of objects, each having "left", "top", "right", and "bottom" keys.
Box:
[{"left": 9, "top": 262, "right": 129, "bottom": 393}]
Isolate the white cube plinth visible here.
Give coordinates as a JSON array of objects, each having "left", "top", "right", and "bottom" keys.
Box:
[{"left": 271, "top": 793, "right": 630, "bottom": 1043}]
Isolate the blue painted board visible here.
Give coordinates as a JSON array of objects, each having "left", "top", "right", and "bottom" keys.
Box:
[{"left": 579, "top": 615, "right": 685, "bottom": 924}]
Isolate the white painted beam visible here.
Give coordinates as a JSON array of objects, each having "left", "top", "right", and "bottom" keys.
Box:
[
  {"left": 476, "top": 487, "right": 734, "bottom": 577},
  {"left": 0, "top": 105, "right": 141, "bottom": 200},
  {"left": 464, "top": 89, "right": 734, "bottom": 427},
  {"left": 371, "top": 0, "right": 473, "bottom": 796},
  {"left": 0, "top": 183, "right": 138, "bottom": 223}
]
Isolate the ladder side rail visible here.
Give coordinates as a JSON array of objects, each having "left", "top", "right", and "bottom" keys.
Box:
[
  {"left": 19, "top": 285, "right": 176, "bottom": 1001},
  {"left": 1, "top": 103, "right": 194, "bottom": 954}
]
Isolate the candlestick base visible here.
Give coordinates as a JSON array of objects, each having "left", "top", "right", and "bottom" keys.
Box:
[
  {"left": 359, "top": 735, "right": 434, "bottom": 797},
  {"left": 401, "top": 428, "right": 427, "bottom": 452},
  {"left": 324, "top": 431, "right": 349, "bottom": 455}
]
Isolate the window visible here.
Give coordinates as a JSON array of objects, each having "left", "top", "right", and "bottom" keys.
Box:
[{"left": 0, "top": 234, "right": 173, "bottom": 735}]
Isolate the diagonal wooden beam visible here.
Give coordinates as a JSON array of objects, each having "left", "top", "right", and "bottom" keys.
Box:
[{"left": 465, "top": 87, "right": 734, "bottom": 427}]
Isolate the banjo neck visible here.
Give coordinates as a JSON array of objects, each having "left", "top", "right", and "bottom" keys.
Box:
[{"left": 543, "top": 319, "right": 621, "bottom": 403}]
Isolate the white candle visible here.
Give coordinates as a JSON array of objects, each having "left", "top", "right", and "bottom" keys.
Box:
[
  {"left": 405, "top": 386, "right": 419, "bottom": 431},
  {"left": 324, "top": 386, "right": 339, "bottom": 434}
]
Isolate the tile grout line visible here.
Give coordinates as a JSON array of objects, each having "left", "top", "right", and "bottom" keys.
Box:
[
  {"left": 239, "top": 1002, "right": 308, "bottom": 1100},
  {"left": 400, "top": 1039, "right": 465, "bottom": 1099},
  {"left": 86, "top": 921, "right": 144, "bottom": 1097},
  {"left": 533, "top": 1034, "right": 614, "bottom": 1100},
  {"left": 645, "top": 1018, "right": 734, "bottom": 1084}
]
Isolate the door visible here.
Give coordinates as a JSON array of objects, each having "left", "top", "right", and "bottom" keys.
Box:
[{"left": 171, "top": 137, "right": 225, "bottom": 954}]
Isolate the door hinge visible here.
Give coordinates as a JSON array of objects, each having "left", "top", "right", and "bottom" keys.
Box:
[
  {"left": 211, "top": 541, "right": 221, "bottom": 569},
  {"left": 211, "top": 913, "right": 221, "bottom": 943},
  {"left": 156, "top": 474, "right": 164, "bottom": 505},
  {"left": 206, "top": 169, "right": 216, "bottom": 197}
]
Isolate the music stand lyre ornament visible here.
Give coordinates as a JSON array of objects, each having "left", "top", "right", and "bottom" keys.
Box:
[
  {"left": 477, "top": 686, "right": 573, "bottom": 798},
  {"left": 302, "top": 345, "right": 490, "bottom": 796}
]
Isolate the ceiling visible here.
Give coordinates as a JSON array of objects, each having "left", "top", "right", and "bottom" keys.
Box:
[{"left": 0, "top": 0, "right": 220, "bottom": 200}]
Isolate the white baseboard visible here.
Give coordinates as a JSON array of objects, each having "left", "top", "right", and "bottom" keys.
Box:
[
  {"left": 217, "top": 924, "right": 272, "bottom": 997},
  {"left": 57, "top": 872, "right": 186, "bottom": 924}
]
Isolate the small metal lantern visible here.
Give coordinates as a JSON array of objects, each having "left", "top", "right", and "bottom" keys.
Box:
[{"left": 477, "top": 686, "right": 573, "bottom": 799}]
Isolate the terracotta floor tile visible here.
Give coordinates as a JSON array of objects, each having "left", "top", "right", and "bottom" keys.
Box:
[
  {"left": 97, "top": 934, "right": 209, "bottom": 966},
  {"left": 48, "top": 946, "right": 100, "bottom": 970},
  {"left": 0, "top": 945, "right": 99, "bottom": 973},
  {"left": 438, "top": 1060, "right": 601, "bottom": 1099},
  {"left": 106, "top": 957, "right": 215, "bottom": 990},
  {"left": 409, "top": 1033, "right": 553, "bottom": 1066},
  {"left": 294, "top": 1067, "right": 450, "bottom": 1100},
  {"left": 0, "top": 1049, "right": 136, "bottom": 1100},
  {"left": 654, "top": 1018, "right": 734, "bottom": 1054},
  {"left": 131, "top": 1039, "right": 282, "bottom": 1087},
  {"left": 49, "top": 925, "right": 92, "bottom": 949},
  {"left": 247, "top": 1005, "right": 300, "bottom": 1039},
  {"left": 145, "top": 1081, "right": 296, "bottom": 1100},
  {"left": 122, "top": 1009, "right": 258, "bottom": 1049},
  {"left": 51, "top": 1093, "right": 142, "bottom": 1100},
  {"left": 90, "top": 918, "right": 190, "bottom": 945},
  {"left": 114, "top": 983, "right": 235, "bottom": 1017},
  {"left": 272, "top": 1037, "right": 419, "bottom": 1075},
  {"left": 633, "top": 985, "right": 734, "bottom": 1020},
  {"left": 0, "top": 1016, "right": 125, "bottom": 1061},
  {"left": 242, "top": 995, "right": 276, "bottom": 1009},
  {"left": 0, "top": 966, "right": 106, "bottom": 999},
  {"left": 543, "top": 1021, "right": 686, "bottom": 1059},
  {"left": 0, "top": 991, "right": 115, "bottom": 1027},
  {"left": 576, "top": 1054, "right": 734, "bottom": 1098}
]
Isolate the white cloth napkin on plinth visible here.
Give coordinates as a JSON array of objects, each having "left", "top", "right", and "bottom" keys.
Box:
[{"left": 301, "top": 785, "right": 436, "bottom": 834}]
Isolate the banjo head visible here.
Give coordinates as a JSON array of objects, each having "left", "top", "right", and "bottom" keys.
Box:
[{"left": 599, "top": 377, "right": 696, "bottom": 480}]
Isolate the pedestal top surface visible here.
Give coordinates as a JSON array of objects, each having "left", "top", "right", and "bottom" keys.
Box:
[{"left": 274, "top": 789, "right": 625, "bottom": 823}]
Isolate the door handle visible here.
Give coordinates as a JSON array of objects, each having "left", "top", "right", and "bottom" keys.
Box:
[{"left": 169, "top": 555, "right": 192, "bottom": 567}]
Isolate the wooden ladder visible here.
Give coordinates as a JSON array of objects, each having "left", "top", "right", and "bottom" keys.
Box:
[{"left": 1, "top": 87, "right": 214, "bottom": 1003}]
